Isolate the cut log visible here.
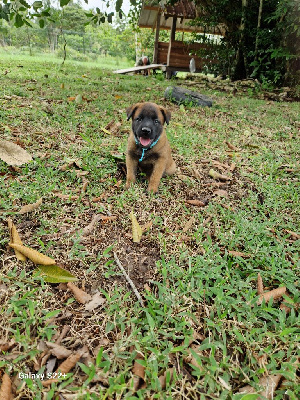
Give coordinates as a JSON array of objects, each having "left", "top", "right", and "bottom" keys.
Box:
[{"left": 164, "top": 86, "right": 213, "bottom": 107}]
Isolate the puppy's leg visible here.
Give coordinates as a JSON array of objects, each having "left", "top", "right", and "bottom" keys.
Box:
[
  {"left": 126, "top": 155, "right": 138, "bottom": 189},
  {"left": 165, "top": 157, "right": 176, "bottom": 176},
  {"left": 147, "top": 158, "right": 167, "bottom": 193}
]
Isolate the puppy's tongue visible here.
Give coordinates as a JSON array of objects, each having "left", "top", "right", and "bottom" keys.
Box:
[{"left": 139, "top": 137, "right": 152, "bottom": 147}]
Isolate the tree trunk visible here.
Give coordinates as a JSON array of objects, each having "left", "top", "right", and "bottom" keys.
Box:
[
  {"left": 232, "top": 0, "right": 248, "bottom": 80},
  {"left": 254, "top": 0, "right": 263, "bottom": 63}
]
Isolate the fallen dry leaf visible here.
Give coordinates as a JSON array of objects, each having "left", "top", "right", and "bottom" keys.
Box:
[
  {"left": 42, "top": 353, "right": 81, "bottom": 386},
  {"left": 257, "top": 286, "right": 286, "bottom": 305},
  {"left": 141, "top": 220, "right": 153, "bottom": 232},
  {"left": 229, "top": 163, "right": 237, "bottom": 172},
  {"left": 257, "top": 273, "right": 264, "bottom": 295},
  {"left": 0, "top": 339, "right": 15, "bottom": 352},
  {"left": 209, "top": 169, "right": 231, "bottom": 181},
  {"left": 81, "top": 214, "right": 116, "bottom": 236},
  {"left": 9, "top": 243, "right": 56, "bottom": 265},
  {"left": 67, "top": 282, "right": 92, "bottom": 304},
  {"left": 228, "top": 250, "right": 251, "bottom": 258},
  {"left": 19, "top": 197, "right": 43, "bottom": 214},
  {"left": 284, "top": 229, "right": 300, "bottom": 240},
  {"left": 213, "top": 189, "right": 228, "bottom": 197},
  {"left": 45, "top": 342, "right": 72, "bottom": 359},
  {"left": 0, "top": 373, "right": 12, "bottom": 400},
  {"left": 132, "top": 352, "right": 145, "bottom": 391},
  {"left": 58, "top": 353, "right": 81, "bottom": 373},
  {"left": 0, "top": 140, "right": 32, "bottom": 166},
  {"left": 8, "top": 219, "right": 26, "bottom": 261},
  {"left": 85, "top": 292, "right": 106, "bottom": 312},
  {"left": 225, "top": 141, "right": 239, "bottom": 151},
  {"left": 186, "top": 199, "right": 208, "bottom": 207},
  {"left": 182, "top": 216, "right": 195, "bottom": 233},
  {"left": 239, "top": 374, "right": 282, "bottom": 398},
  {"left": 158, "top": 368, "right": 174, "bottom": 390},
  {"left": 130, "top": 211, "right": 142, "bottom": 243}
]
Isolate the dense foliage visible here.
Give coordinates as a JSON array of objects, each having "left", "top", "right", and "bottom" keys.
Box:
[{"left": 192, "top": 0, "right": 300, "bottom": 86}]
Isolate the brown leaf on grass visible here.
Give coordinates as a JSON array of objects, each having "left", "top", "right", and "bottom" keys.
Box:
[
  {"left": 228, "top": 250, "right": 251, "bottom": 258},
  {"left": 81, "top": 179, "right": 89, "bottom": 193},
  {"left": 213, "top": 189, "right": 228, "bottom": 197},
  {"left": 257, "top": 273, "right": 264, "bottom": 295},
  {"left": 209, "top": 169, "right": 231, "bottom": 181},
  {"left": 19, "top": 198, "right": 43, "bottom": 214},
  {"left": 100, "top": 215, "right": 117, "bottom": 223},
  {"left": 239, "top": 374, "right": 282, "bottom": 398},
  {"left": 229, "top": 163, "right": 237, "bottom": 172},
  {"left": 105, "top": 120, "right": 121, "bottom": 135},
  {"left": 220, "top": 203, "right": 235, "bottom": 211},
  {"left": 132, "top": 352, "right": 146, "bottom": 391},
  {"left": 8, "top": 243, "right": 56, "bottom": 265},
  {"left": 54, "top": 192, "right": 80, "bottom": 201},
  {"left": 85, "top": 292, "right": 106, "bottom": 312},
  {"left": 257, "top": 286, "right": 286, "bottom": 305},
  {"left": 42, "top": 353, "right": 81, "bottom": 386},
  {"left": 225, "top": 141, "right": 239, "bottom": 151},
  {"left": 7, "top": 219, "right": 26, "bottom": 261},
  {"left": 0, "top": 140, "right": 33, "bottom": 166},
  {"left": 57, "top": 353, "right": 81, "bottom": 373},
  {"left": 0, "top": 339, "right": 15, "bottom": 352},
  {"left": 284, "top": 229, "right": 300, "bottom": 240},
  {"left": 186, "top": 199, "right": 208, "bottom": 207},
  {"left": 0, "top": 373, "right": 12, "bottom": 400},
  {"left": 45, "top": 342, "right": 72, "bottom": 359},
  {"left": 67, "top": 282, "right": 92, "bottom": 304},
  {"left": 182, "top": 216, "right": 195, "bottom": 233},
  {"left": 158, "top": 368, "right": 174, "bottom": 390},
  {"left": 212, "top": 160, "right": 230, "bottom": 171},
  {"left": 81, "top": 214, "right": 116, "bottom": 236},
  {"left": 141, "top": 220, "right": 153, "bottom": 232}
]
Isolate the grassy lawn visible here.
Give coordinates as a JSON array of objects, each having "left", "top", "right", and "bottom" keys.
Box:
[{"left": 0, "top": 55, "right": 299, "bottom": 399}]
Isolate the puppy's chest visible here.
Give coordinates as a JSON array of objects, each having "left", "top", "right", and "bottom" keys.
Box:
[{"left": 129, "top": 147, "right": 159, "bottom": 164}]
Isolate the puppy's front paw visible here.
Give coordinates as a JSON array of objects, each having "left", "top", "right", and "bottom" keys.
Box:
[
  {"left": 126, "top": 178, "right": 135, "bottom": 189},
  {"left": 147, "top": 184, "right": 159, "bottom": 194}
]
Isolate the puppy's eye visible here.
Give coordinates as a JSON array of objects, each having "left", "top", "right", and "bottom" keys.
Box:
[
  {"left": 154, "top": 119, "right": 160, "bottom": 124},
  {"left": 136, "top": 117, "right": 142, "bottom": 122}
]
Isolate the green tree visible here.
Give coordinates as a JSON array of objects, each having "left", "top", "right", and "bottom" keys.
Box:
[{"left": 193, "top": 0, "right": 300, "bottom": 85}]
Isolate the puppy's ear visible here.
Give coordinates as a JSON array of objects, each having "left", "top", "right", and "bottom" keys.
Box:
[
  {"left": 159, "top": 107, "right": 171, "bottom": 125},
  {"left": 126, "top": 104, "right": 140, "bottom": 120}
]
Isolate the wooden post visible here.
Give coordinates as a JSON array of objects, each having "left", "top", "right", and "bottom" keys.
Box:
[
  {"left": 167, "top": 16, "right": 177, "bottom": 66},
  {"left": 153, "top": 12, "right": 161, "bottom": 64},
  {"left": 166, "top": 16, "right": 177, "bottom": 77}
]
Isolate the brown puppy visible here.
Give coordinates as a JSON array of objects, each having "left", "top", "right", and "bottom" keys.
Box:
[{"left": 126, "top": 102, "right": 176, "bottom": 193}]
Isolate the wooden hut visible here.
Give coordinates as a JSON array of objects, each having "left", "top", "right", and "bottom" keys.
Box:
[{"left": 138, "top": 0, "right": 225, "bottom": 77}]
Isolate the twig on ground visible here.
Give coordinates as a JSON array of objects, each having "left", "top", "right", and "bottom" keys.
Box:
[{"left": 113, "top": 252, "right": 144, "bottom": 307}]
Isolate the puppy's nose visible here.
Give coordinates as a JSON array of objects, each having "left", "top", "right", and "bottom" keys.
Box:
[{"left": 141, "top": 127, "right": 151, "bottom": 135}]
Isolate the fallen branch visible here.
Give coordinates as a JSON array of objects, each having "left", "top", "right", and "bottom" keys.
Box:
[{"left": 113, "top": 252, "right": 144, "bottom": 307}]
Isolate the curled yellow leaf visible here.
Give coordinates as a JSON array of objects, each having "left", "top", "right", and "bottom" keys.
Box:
[
  {"left": 8, "top": 219, "right": 26, "bottom": 261},
  {"left": 9, "top": 243, "right": 56, "bottom": 265},
  {"left": 130, "top": 211, "right": 142, "bottom": 243}
]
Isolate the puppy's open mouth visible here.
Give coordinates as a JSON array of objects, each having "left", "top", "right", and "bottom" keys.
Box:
[{"left": 139, "top": 137, "right": 152, "bottom": 147}]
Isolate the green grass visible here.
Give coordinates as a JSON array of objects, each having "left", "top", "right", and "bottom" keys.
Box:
[{"left": 0, "top": 55, "right": 299, "bottom": 399}]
